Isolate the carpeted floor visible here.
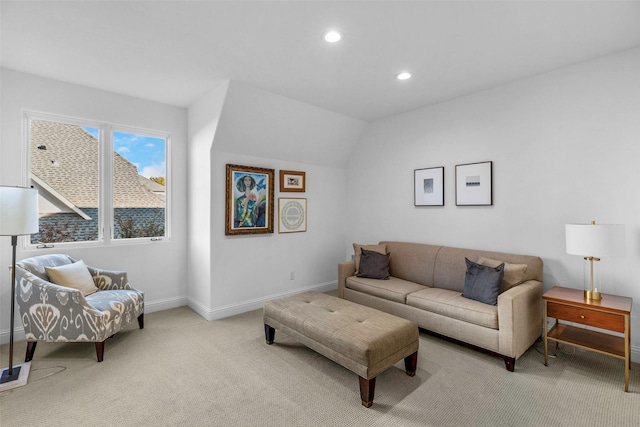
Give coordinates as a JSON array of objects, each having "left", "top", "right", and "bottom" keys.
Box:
[{"left": 1, "top": 305, "right": 639, "bottom": 426}]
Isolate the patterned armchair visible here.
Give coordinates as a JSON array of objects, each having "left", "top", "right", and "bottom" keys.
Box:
[{"left": 14, "top": 254, "right": 144, "bottom": 362}]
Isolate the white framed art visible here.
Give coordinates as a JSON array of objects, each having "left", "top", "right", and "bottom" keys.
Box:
[
  {"left": 278, "top": 198, "right": 307, "bottom": 233},
  {"left": 414, "top": 167, "right": 444, "bottom": 206},
  {"left": 455, "top": 161, "right": 493, "bottom": 206}
]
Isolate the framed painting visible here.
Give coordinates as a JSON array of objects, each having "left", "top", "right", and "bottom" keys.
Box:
[
  {"left": 278, "top": 198, "right": 307, "bottom": 233},
  {"left": 225, "top": 164, "right": 274, "bottom": 235},
  {"left": 279, "top": 170, "right": 306, "bottom": 192},
  {"left": 455, "top": 161, "right": 493, "bottom": 206},
  {"left": 414, "top": 166, "right": 444, "bottom": 206}
]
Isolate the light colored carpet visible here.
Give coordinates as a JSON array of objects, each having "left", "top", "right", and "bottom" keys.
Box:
[{"left": 1, "top": 305, "right": 639, "bottom": 426}]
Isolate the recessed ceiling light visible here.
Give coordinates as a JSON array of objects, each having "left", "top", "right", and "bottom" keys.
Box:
[
  {"left": 323, "top": 30, "right": 342, "bottom": 43},
  {"left": 396, "top": 72, "right": 412, "bottom": 81}
]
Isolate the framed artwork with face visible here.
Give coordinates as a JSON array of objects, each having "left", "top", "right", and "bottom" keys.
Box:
[{"left": 225, "top": 164, "right": 274, "bottom": 235}]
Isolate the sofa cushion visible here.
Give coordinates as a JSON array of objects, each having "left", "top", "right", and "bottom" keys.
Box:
[
  {"left": 45, "top": 260, "right": 99, "bottom": 296},
  {"left": 353, "top": 243, "right": 387, "bottom": 274},
  {"left": 357, "top": 249, "right": 390, "bottom": 280},
  {"left": 86, "top": 289, "right": 144, "bottom": 321},
  {"left": 381, "top": 241, "right": 440, "bottom": 287},
  {"left": 476, "top": 256, "right": 527, "bottom": 292},
  {"left": 346, "top": 276, "right": 427, "bottom": 304},
  {"left": 433, "top": 246, "right": 543, "bottom": 292},
  {"left": 407, "top": 287, "right": 499, "bottom": 329},
  {"left": 462, "top": 258, "right": 504, "bottom": 305}
]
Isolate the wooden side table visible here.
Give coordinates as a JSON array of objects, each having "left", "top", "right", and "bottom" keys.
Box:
[{"left": 543, "top": 286, "right": 633, "bottom": 392}]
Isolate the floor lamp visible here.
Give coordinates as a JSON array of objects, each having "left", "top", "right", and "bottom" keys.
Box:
[{"left": 0, "top": 186, "right": 38, "bottom": 391}]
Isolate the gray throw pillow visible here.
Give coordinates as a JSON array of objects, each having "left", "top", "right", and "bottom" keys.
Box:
[
  {"left": 462, "top": 257, "right": 504, "bottom": 305},
  {"left": 356, "top": 248, "right": 391, "bottom": 280}
]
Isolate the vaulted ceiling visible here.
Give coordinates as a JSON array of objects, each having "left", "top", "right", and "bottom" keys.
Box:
[{"left": 2, "top": 1, "right": 640, "bottom": 122}]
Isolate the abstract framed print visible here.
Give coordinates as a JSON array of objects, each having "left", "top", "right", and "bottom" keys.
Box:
[
  {"left": 455, "top": 161, "right": 493, "bottom": 206},
  {"left": 414, "top": 167, "right": 444, "bottom": 206}
]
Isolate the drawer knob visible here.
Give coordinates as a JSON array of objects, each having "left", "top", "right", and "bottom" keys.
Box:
[{"left": 580, "top": 315, "right": 585, "bottom": 319}]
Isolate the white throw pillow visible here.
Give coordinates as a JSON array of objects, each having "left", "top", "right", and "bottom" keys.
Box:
[{"left": 45, "top": 260, "right": 99, "bottom": 296}]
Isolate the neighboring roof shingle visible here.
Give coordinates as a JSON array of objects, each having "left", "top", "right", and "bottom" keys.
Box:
[{"left": 30, "top": 120, "right": 165, "bottom": 209}]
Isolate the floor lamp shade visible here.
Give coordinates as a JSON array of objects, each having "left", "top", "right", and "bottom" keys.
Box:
[
  {"left": 565, "top": 222, "right": 625, "bottom": 300},
  {"left": 0, "top": 186, "right": 39, "bottom": 236}
]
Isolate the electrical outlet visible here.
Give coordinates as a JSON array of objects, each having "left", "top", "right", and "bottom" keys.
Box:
[{"left": 289, "top": 271, "right": 295, "bottom": 280}]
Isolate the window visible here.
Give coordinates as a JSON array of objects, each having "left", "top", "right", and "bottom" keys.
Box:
[
  {"left": 27, "top": 113, "right": 169, "bottom": 246},
  {"left": 112, "top": 130, "right": 166, "bottom": 240}
]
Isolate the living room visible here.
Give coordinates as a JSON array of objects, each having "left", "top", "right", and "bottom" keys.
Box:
[{"left": 1, "top": 1, "right": 639, "bottom": 425}]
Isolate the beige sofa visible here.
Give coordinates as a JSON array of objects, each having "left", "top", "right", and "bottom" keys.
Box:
[{"left": 338, "top": 241, "right": 543, "bottom": 371}]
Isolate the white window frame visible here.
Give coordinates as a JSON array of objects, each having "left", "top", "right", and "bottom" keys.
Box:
[{"left": 24, "top": 111, "right": 171, "bottom": 249}]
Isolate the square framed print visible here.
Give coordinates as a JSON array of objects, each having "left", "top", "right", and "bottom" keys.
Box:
[
  {"left": 414, "top": 166, "right": 444, "bottom": 206},
  {"left": 455, "top": 161, "right": 493, "bottom": 206},
  {"left": 225, "top": 164, "right": 274, "bottom": 235},
  {"left": 280, "top": 170, "right": 306, "bottom": 192},
  {"left": 278, "top": 198, "right": 307, "bottom": 233}
]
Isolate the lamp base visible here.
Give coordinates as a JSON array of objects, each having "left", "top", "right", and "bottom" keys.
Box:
[
  {"left": 0, "top": 362, "right": 31, "bottom": 392},
  {"left": 584, "top": 290, "right": 602, "bottom": 301},
  {"left": 0, "top": 365, "right": 21, "bottom": 383}
]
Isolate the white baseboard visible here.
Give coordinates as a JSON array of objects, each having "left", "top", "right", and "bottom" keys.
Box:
[
  {"left": 187, "top": 281, "right": 337, "bottom": 322},
  {"left": 145, "top": 296, "right": 188, "bottom": 313}
]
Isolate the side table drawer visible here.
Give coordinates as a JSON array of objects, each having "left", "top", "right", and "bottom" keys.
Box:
[{"left": 547, "top": 302, "right": 625, "bottom": 332}]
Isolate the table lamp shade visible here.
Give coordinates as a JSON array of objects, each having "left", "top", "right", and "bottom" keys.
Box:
[
  {"left": 565, "top": 223, "right": 625, "bottom": 258},
  {"left": 0, "top": 186, "right": 39, "bottom": 236}
]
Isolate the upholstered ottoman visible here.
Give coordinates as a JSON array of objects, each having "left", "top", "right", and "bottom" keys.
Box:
[{"left": 263, "top": 291, "right": 419, "bottom": 407}]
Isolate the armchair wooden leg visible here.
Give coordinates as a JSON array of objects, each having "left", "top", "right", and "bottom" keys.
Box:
[
  {"left": 95, "top": 341, "right": 105, "bottom": 362},
  {"left": 25, "top": 341, "right": 37, "bottom": 362},
  {"left": 137, "top": 313, "right": 144, "bottom": 329}
]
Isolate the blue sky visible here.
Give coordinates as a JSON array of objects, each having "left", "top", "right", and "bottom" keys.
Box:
[{"left": 85, "top": 128, "right": 166, "bottom": 179}]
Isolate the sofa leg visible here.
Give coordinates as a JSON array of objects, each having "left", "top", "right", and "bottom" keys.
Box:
[
  {"left": 404, "top": 351, "right": 418, "bottom": 376},
  {"left": 264, "top": 324, "right": 275, "bottom": 345},
  {"left": 504, "top": 356, "right": 515, "bottom": 372},
  {"left": 359, "top": 376, "right": 376, "bottom": 408},
  {"left": 25, "top": 341, "right": 37, "bottom": 362},
  {"left": 95, "top": 341, "right": 105, "bottom": 362},
  {"left": 137, "top": 313, "right": 144, "bottom": 329}
]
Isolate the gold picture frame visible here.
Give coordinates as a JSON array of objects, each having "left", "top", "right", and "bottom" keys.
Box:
[
  {"left": 225, "top": 164, "right": 274, "bottom": 235},
  {"left": 279, "top": 170, "right": 306, "bottom": 192}
]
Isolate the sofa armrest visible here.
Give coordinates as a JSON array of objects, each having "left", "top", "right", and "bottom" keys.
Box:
[
  {"left": 15, "top": 269, "right": 107, "bottom": 342},
  {"left": 497, "top": 280, "right": 543, "bottom": 359},
  {"left": 338, "top": 260, "right": 356, "bottom": 299}
]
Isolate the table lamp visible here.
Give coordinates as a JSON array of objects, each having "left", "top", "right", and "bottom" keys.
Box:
[
  {"left": 0, "top": 186, "right": 38, "bottom": 391},
  {"left": 565, "top": 221, "right": 625, "bottom": 300}
]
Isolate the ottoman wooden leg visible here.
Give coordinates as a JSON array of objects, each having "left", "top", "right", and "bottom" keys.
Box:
[
  {"left": 359, "top": 376, "right": 376, "bottom": 408},
  {"left": 404, "top": 351, "right": 418, "bottom": 376},
  {"left": 264, "top": 324, "right": 275, "bottom": 345}
]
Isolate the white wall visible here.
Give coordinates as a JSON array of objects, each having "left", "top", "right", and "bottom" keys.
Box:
[
  {"left": 346, "top": 48, "right": 640, "bottom": 360},
  {"left": 0, "top": 69, "right": 189, "bottom": 343},
  {"left": 206, "top": 151, "right": 348, "bottom": 318},
  {"left": 186, "top": 80, "right": 230, "bottom": 317},
  {"left": 187, "top": 82, "right": 366, "bottom": 319}
]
